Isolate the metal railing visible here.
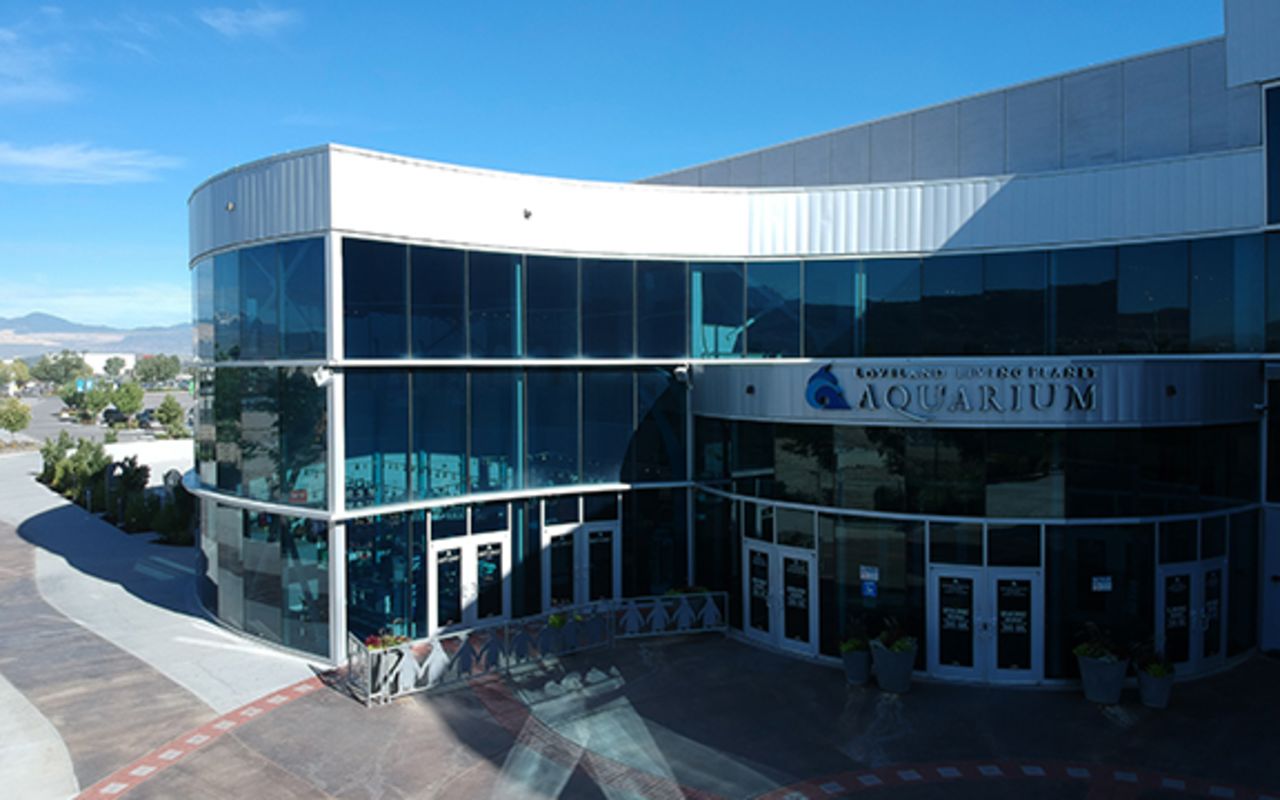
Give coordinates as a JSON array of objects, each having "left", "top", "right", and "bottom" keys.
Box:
[{"left": 345, "top": 591, "right": 728, "bottom": 706}]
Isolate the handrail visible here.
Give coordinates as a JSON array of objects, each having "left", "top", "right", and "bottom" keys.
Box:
[{"left": 345, "top": 592, "right": 729, "bottom": 706}]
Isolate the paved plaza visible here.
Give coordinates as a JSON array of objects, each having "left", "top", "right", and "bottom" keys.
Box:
[{"left": 0, "top": 449, "right": 1277, "bottom": 799}]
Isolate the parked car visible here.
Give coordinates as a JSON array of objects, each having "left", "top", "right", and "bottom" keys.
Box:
[
  {"left": 136, "top": 408, "right": 156, "bottom": 429},
  {"left": 102, "top": 408, "right": 128, "bottom": 426}
]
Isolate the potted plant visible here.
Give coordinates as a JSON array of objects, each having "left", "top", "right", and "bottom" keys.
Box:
[
  {"left": 840, "top": 636, "right": 871, "bottom": 685},
  {"left": 870, "top": 617, "right": 918, "bottom": 694},
  {"left": 1073, "top": 623, "right": 1129, "bottom": 705},
  {"left": 1132, "top": 641, "right": 1175, "bottom": 709}
]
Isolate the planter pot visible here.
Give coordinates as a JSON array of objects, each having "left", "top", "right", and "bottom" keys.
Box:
[
  {"left": 871, "top": 641, "right": 917, "bottom": 694},
  {"left": 1076, "top": 654, "right": 1128, "bottom": 704},
  {"left": 842, "top": 650, "right": 871, "bottom": 685},
  {"left": 1138, "top": 671, "right": 1174, "bottom": 709}
]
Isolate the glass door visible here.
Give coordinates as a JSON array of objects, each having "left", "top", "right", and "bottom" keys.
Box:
[
  {"left": 428, "top": 532, "right": 511, "bottom": 635},
  {"left": 928, "top": 566, "right": 1042, "bottom": 683},
  {"left": 541, "top": 521, "right": 621, "bottom": 611},
  {"left": 1158, "top": 560, "right": 1227, "bottom": 675},
  {"left": 741, "top": 540, "right": 817, "bottom": 656}
]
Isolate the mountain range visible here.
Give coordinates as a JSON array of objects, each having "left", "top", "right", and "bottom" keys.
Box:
[{"left": 0, "top": 313, "right": 192, "bottom": 360}]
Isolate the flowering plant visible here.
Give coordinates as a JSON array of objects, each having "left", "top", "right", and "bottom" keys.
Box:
[{"left": 364, "top": 633, "right": 409, "bottom": 650}]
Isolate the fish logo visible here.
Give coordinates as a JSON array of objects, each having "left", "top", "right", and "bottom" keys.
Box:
[{"left": 806, "top": 364, "right": 851, "bottom": 410}]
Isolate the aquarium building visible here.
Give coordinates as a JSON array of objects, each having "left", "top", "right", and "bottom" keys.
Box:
[{"left": 187, "top": 0, "right": 1280, "bottom": 685}]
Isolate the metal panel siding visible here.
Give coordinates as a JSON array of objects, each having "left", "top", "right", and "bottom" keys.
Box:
[
  {"left": 794, "top": 137, "right": 830, "bottom": 185},
  {"left": 700, "top": 161, "right": 732, "bottom": 187},
  {"left": 727, "top": 153, "right": 763, "bottom": 187},
  {"left": 1123, "top": 48, "right": 1191, "bottom": 161},
  {"left": 830, "top": 126, "right": 871, "bottom": 184},
  {"left": 760, "top": 146, "right": 796, "bottom": 186},
  {"left": 869, "top": 116, "right": 913, "bottom": 183},
  {"left": 189, "top": 149, "right": 329, "bottom": 261},
  {"left": 912, "top": 105, "right": 959, "bottom": 180},
  {"left": 1225, "top": 0, "right": 1280, "bottom": 86},
  {"left": 1227, "top": 84, "right": 1262, "bottom": 149},
  {"left": 958, "top": 92, "right": 1006, "bottom": 176},
  {"left": 1006, "top": 80, "right": 1062, "bottom": 173},
  {"left": 1189, "top": 40, "right": 1231, "bottom": 153},
  {"left": 1063, "top": 65, "right": 1123, "bottom": 168}
]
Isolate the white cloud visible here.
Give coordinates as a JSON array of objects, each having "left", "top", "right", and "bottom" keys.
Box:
[
  {"left": 0, "top": 26, "right": 74, "bottom": 104},
  {"left": 0, "top": 142, "right": 181, "bottom": 184},
  {"left": 197, "top": 5, "right": 299, "bottom": 38}
]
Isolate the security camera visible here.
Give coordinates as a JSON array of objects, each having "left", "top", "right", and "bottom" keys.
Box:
[
  {"left": 673, "top": 364, "right": 691, "bottom": 384},
  {"left": 311, "top": 367, "right": 333, "bottom": 387}
]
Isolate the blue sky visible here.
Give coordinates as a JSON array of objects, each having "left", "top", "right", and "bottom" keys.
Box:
[{"left": 0, "top": 1, "right": 1224, "bottom": 328}]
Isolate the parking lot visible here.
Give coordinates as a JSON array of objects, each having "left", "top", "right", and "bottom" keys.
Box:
[{"left": 9, "top": 391, "right": 196, "bottom": 447}]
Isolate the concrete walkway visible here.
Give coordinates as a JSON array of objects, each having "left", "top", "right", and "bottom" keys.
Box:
[{"left": 0, "top": 451, "right": 320, "bottom": 796}]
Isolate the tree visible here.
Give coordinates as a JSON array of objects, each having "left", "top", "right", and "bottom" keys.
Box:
[
  {"left": 134, "top": 354, "right": 181, "bottom": 384},
  {"left": 31, "top": 351, "right": 91, "bottom": 385},
  {"left": 60, "top": 382, "right": 113, "bottom": 423},
  {"left": 156, "top": 394, "right": 186, "bottom": 437},
  {"left": 0, "top": 362, "right": 10, "bottom": 387},
  {"left": 104, "top": 356, "right": 126, "bottom": 378},
  {"left": 0, "top": 397, "right": 31, "bottom": 435},
  {"left": 113, "top": 382, "right": 144, "bottom": 417},
  {"left": 9, "top": 360, "right": 29, "bottom": 387}
]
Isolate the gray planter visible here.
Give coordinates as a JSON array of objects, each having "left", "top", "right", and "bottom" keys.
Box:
[
  {"left": 1076, "top": 654, "right": 1128, "bottom": 704},
  {"left": 871, "top": 640, "right": 917, "bottom": 694},
  {"left": 842, "top": 649, "right": 871, "bottom": 685},
  {"left": 1138, "top": 670, "right": 1174, "bottom": 709}
]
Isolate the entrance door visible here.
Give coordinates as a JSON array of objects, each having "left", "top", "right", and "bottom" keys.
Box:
[
  {"left": 542, "top": 522, "right": 621, "bottom": 610},
  {"left": 1157, "top": 560, "right": 1227, "bottom": 675},
  {"left": 428, "top": 532, "right": 511, "bottom": 634},
  {"left": 928, "top": 566, "right": 1042, "bottom": 683},
  {"left": 741, "top": 541, "right": 818, "bottom": 657}
]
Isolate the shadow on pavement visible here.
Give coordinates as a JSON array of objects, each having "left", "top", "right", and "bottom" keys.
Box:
[{"left": 17, "top": 502, "right": 201, "bottom": 619}]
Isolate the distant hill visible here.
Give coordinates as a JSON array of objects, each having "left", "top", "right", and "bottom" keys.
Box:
[{"left": 0, "top": 312, "right": 192, "bottom": 360}]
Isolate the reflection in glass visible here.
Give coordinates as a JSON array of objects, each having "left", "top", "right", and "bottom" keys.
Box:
[
  {"left": 550, "top": 533, "right": 575, "bottom": 607},
  {"left": 776, "top": 507, "right": 814, "bottom": 549},
  {"left": 922, "top": 256, "right": 982, "bottom": 355},
  {"left": 634, "top": 370, "right": 687, "bottom": 481},
  {"left": 803, "top": 260, "right": 856, "bottom": 357},
  {"left": 582, "top": 259, "right": 634, "bottom": 357},
  {"left": 242, "top": 511, "right": 282, "bottom": 643},
  {"left": 987, "top": 525, "right": 1041, "bottom": 567},
  {"left": 782, "top": 556, "right": 810, "bottom": 642},
  {"left": 477, "top": 542, "right": 504, "bottom": 619},
  {"left": 415, "top": 370, "right": 466, "bottom": 499},
  {"left": 929, "top": 523, "right": 981, "bottom": 565},
  {"left": 637, "top": 261, "right": 687, "bottom": 357},
  {"left": 863, "top": 259, "right": 921, "bottom": 356},
  {"left": 621, "top": 489, "right": 686, "bottom": 596},
  {"left": 470, "top": 370, "right": 519, "bottom": 493},
  {"left": 1190, "top": 236, "right": 1264, "bottom": 353},
  {"left": 937, "top": 575, "right": 974, "bottom": 666},
  {"left": 527, "top": 370, "right": 579, "bottom": 487},
  {"left": 282, "top": 517, "right": 329, "bottom": 655},
  {"left": 690, "top": 263, "right": 743, "bottom": 358},
  {"left": 745, "top": 261, "right": 800, "bottom": 357},
  {"left": 346, "top": 514, "right": 418, "bottom": 638},
  {"left": 213, "top": 250, "right": 240, "bottom": 361},
  {"left": 1051, "top": 247, "right": 1117, "bottom": 354},
  {"left": 469, "top": 251, "right": 521, "bottom": 357},
  {"left": 343, "top": 239, "right": 407, "bottom": 358},
  {"left": 983, "top": 252, "right": 1046, "bottom": 355},
  {"left": 436, "top": 547, "right": 463, "bottom": 627},
  {"left": 345, "top": 371, "right": 409, "bottom": 508},
  {"left": 411, "top": 246, "right": 466, "bottom": 357},
  {"left": 582, "top": 370, "right": 633, "bottom": 483},
  {"left": 239, "top": 245, "right": 280, "bottom": 360},
  {"left": 1116, "top": 242, "right": 1188, "bottom": 353},
  {"left": 279, "top": 238, "right": 326, "bottom": 358},
  {"left": 526, "top": 256, "right": 578, "bottom": 357}
]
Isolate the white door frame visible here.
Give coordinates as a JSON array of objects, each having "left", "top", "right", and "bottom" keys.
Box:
[
  {"left": 927, "top": 565, "right": 1043, "bottom": 684},
  {"left": 541, "top": 520, "right": 622, "bottom": 611},
  {"left": 1157, "top": 558, "right": 1228, "bottom": 675},
  {"left": 426, "top": 529, "right": 512, "bottom": 636},
  {"left": 741, "top": 539, "right": 818, "bottom": 657}
]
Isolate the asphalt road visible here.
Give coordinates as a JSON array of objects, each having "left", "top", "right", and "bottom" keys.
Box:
[{"left": 8, "top": 391, "right": 197, "bottom": 446}]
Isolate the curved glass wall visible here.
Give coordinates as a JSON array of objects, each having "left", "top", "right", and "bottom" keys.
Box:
[
  {"left": 197, "top": 500, "right": 330, "bottom": 657},
  {"left": 696, "top": 418, "right": 1258, "bottom": 518},
  {"left": 192, "top": 237, "right": 326, "bottom": 362},
  {"left": 344, "top": 368, "right": 687, "bottom": 509},
  {"left": 194, "top": 366, "right": 328, "bottom": 508},
  {"left": 337, "top": 233, "right": 1280, "bottom": 359}
]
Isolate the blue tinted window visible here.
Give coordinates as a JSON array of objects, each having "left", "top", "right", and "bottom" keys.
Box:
[
  {"left": 1268, "top": 87, "right": 1280, "bottom": 225},
  {"left": 637, "top": 261, "right": 686, "bottom": 357},
  {"left": 242, "top": 511, "right": 282, "bottom": 642},
  {"left": 280, "top": 239, "right": 326, "bottom": 359},
  {"left": 803, "top": 260, "right": 855, "bottom": 357},
  {"left": 213, "top": 250, "right": 240, "bottom": 361},
  {"left": 414, "top": 370, "right": 466, "bottom": 499},
  {"left": 691, "top": 263, "right": 744, "bottom": 358},
  {"left": 526, "top": 256, "right": 578, "bottom": 357},
  {"left": 410, "top": 246, "right": 465, "bottom": 358},
  {"left": 1117, "top": 242, "right": 1188, "bottom": 353},
  {"left": 239, "top": 245, "right": 280, "bottom": 360},
  {"left": 471, "top": 370, "right": 520, "bottom": 493},
  {"left": 1191, "top": 236, "right": 1264, "bottom": 352},
  {"left": 346, "top": 514, "right": 420, "bottom": 638},
  {"left": 582, "top": 259, "right": 634, "bottom": 357},
  {"left": 277, "top": 367, "right": 326, "bottom": 507},
  {"left": 922, "top": 256, "right": 983, "bottom": 355},
  {"left": 469, "top": 251, "right": 521, "bottom": 357},
  {"left": 281, "top": 517, "right": 329, "bottom": 655},
  {"left": 583, "top": 370, "right": 634, "bottom": 483},
  {"left": 194, "top": 259, "right": 214, "bottom": 361},
  {"left": 1051, "top": 247, "right": 1117, "bottom": 354},
  {"left": 634, "top": 370, "right": 687, "bottom": 481},
  {"left": 527, "top": 370, "right": 578, "bottom": 487},
  {"left": 745, "top": 262, "right": 800, "bottom": 357},
  {"left": 863, "top": 259, "right": 920, "bottom": 356},
  {"left": 240, "top": 368, "right": 278, "bottom": 502},
  {"left": 214, "top": 368, "right": 243, "bottom": 491},
  {"left": 984, "top": 252, "right": 1047, "bottom": 355},
  {"left": 344, "top": 239, "right": 407, "bottom": 358},
  {"left": 345, "top": 370, "right": 409, "bottom": 507}
]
